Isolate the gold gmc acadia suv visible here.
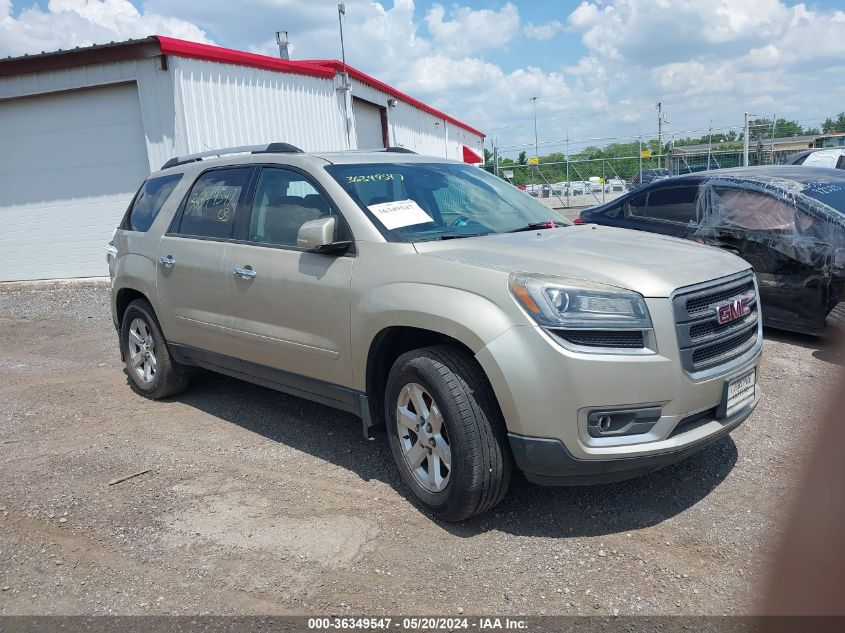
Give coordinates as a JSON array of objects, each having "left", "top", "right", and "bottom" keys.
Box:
[{"left": 109, "top": 143, "right": 763, "bottom": 521}]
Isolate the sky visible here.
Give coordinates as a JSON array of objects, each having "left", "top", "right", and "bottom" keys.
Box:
[{"left": 2, "top": 0, "right": 845, "bottom": 158}]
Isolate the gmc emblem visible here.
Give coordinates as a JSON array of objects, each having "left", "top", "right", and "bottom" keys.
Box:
[{"left": 716, "top": 298, "right": 750, "bottom": 324}]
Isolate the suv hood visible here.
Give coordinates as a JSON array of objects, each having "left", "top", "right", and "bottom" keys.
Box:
[{"left": 414, "top": 225, "right": 749, "bottom": 298}]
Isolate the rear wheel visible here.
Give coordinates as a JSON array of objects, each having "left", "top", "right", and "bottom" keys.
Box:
[
  {"left": 120, "top": 299, "right": 190, "bottom": 399},
  {"left": 384, "top": 345, "right": 511, "bottom": 521}
]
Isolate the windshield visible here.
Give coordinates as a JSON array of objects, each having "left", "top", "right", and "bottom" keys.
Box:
[{"left": 326, "top": 162, "right": 570, "bottom": 242}]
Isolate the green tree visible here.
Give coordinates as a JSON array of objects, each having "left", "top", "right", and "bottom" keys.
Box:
[
  {"left": 822, "top": 113, "right": 845, "bottom": 134},
  {"left": 517, "top": 151, "right": 527, "bottom": 165}
]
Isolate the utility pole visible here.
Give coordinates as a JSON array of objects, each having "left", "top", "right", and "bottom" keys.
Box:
[
  {"left": 531, "top": 96, "right": 539, "bottom": 161},
  {"left": 337, "top": 2, "right": 352, "bottom": 148},
  {"left": 565, "top": 131, "right": 570, "bottom": 207},
  {"left": 743, "top": 112, "right": 750, "bottom": 167},
  {"left": 493, "top": 143, "right": 499, "bottom": 178},
  {"left": 656, "top": 101, "right": 667, "bottom": 170},
  {"left": 638, "top": 135, "right": 643, "bottom": 178},
  {"left": 707, "top": 120, "right": 712, "bottom": 170}
]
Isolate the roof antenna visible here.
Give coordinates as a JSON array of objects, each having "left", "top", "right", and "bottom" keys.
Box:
[{"left": 275, "top": 31, "right": 290, "bottom": 60}]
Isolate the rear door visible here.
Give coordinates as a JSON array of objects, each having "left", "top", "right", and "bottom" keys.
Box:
[
  {"left": 224, "top": 166, "right": 355, "bottom": 390},
  {"left": 156, "top": 166, "right": 254, "bottom": 354}
]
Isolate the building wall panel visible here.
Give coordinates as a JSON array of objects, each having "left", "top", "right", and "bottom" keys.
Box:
[{"left": 170, "top": 57, "right": 348, "bottom": 156}]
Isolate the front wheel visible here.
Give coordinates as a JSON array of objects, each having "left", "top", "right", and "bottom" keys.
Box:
[{"left": 385, "top": 345, "right": 511, "bottom": 521}]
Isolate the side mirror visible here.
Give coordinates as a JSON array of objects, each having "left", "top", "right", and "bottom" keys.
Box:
[{"left": 296, "top": 217, "right": 351, "bottom": 254}]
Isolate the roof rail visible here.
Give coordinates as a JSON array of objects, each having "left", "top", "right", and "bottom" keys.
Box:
[
  {"left": 384, "top": 146, "right": 416, "bottom": 154},
  {"left": 160, "top": 142, "right": 304, "bottom": 170}
]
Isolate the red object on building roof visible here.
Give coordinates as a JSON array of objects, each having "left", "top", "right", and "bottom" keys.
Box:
[
  {"left": 462, "top": 145, "right": 484, "bottom": 164},
  {"left": 157, "top": 36, "right": 335, "bottom": 79}
]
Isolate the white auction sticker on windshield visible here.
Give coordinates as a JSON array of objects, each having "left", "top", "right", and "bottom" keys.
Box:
[{"left": 368, "top": 199, "right": 433, "bottom": 230}]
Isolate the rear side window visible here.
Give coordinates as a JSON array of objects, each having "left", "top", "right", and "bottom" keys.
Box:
[
  {"left": 122, "top": 174, "right": 183, "bottom": 232},
  {"left": 176, "top": 168, "right": 252, "bottom": 239}
]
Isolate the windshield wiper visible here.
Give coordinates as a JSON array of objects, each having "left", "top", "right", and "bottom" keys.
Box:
[
  {"left": 508, "top": 220, "right": 567, "bottom": 233},
  {"left": 437, "top": 232, "right": 492, "bottom": 240}
]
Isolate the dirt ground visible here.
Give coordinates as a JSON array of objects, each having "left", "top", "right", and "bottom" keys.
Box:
[{"left": 0, "top": 280, "right": 842, "bottom": 616}]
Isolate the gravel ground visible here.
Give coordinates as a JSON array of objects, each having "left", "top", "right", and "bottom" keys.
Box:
[{"left": 0, "top": 280, "right": 841, "bottom": 616}]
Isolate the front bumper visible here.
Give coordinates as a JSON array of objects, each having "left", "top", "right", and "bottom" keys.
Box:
[
  {"left": 508, "top": 392, "right": 757, "bottom": 485},
  {"left": 475, "top": 296, "right": 762, "bottom": 481}
]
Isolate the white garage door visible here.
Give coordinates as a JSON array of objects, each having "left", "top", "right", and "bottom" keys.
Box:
[
  {"left": 0, "top": 83, "right": 150, "bottom": 281},
  {"left": 353, "top": 98, "right": 386, "bottom": 149}
]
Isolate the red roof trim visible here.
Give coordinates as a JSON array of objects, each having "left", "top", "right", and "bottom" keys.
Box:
[
  {"left": 304, "top": 59, "right": 484, "bottom": 138},
  {"left": 156, "top": 36, "right": 335, "bottom": 79},
  {"left": 154, "top": 36, "right": 484, "bottom": 138}
]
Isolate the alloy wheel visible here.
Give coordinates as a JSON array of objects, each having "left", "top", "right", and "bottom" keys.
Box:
[
  {"left": 127, "top": 317, "right": 157, "bottom": 384},
  {"left": 395, "top": 382, "right": 451, "bottom": 492}
]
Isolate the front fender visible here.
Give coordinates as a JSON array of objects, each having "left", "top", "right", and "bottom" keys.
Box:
[{"left": 351, "top": 282, "right": 517, "bottom": 391}]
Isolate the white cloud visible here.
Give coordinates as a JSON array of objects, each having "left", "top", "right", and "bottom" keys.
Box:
[
  {"left": 424, "top": 2, "right": 520, "bottom": 55},
  {"left": 523, "top": 20, "right": 563, "bottom": 41},
  {"left": 4, "top": 0, "right": 845, "bottom": 156},
  {"left": 0, "top": 0, "right": 211, "bottom": 57}
]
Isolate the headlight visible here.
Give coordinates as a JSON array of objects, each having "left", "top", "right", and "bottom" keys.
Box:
[{"left": 508, "top": 273, "right": 652, "bottom": 330}]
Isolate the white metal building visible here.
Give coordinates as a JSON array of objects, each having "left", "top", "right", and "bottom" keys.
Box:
[{"left": 0, "top": 36, "right": 485, "bottom": 281}]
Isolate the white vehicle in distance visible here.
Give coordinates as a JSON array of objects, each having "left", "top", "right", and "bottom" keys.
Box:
[{"left": 784, "top": 148, "right": 845, "bottom": 170}]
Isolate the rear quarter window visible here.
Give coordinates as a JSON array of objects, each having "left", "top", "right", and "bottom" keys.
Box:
[{"left": 121, "top": 173, "right": 183, "bottom": 232}]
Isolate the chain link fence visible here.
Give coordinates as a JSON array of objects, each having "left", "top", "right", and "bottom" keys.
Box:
[
  {"left": 493, "top": 153, "right": 670, "bottom": 210},
  {"left": 493, "top": 146, "right": 809, "bottom": 211}
]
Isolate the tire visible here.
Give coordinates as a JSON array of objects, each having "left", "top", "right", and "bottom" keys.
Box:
[
  {"left": 827, "top": 302, "right": 845, "bottom": 334},
  {"left": 384, "top": 345, "right": 511, "bottom": 521},
  {"left": 120, "top": 298, "right": 190, "bottom": 399}
]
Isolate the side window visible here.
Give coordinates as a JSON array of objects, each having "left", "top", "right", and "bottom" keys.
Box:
[
  {"left": 248, "top": 168, "right": 347, "bottom": 247},
  {"left": 628, "top": 193, "right": 647, "bottom": 217},
  {"left": 710, "top": 187, "right": 797, "bottom": 232},
  {"left": 600, "top": 202, "right": 623, "bottom": 219},
  {"left": 121, "top": 173, "right": 182, "bottom": 232},
  {"left": 177, "top": 168, "right": 251, "bottom": 239},
  {"left": 639, "top": 186, "right": 699, "bottom": 224}
]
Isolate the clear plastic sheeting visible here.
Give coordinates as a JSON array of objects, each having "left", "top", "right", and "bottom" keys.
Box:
[{"left": 694, "top": 173, "right": 845, "bottom": 273}]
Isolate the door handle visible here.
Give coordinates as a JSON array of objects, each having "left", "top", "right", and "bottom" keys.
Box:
[
  {"left": 234, "top": 266, "right": 257, "bottom": 279},
  {"left": 159, "top": 255, "right": 176, "bottom": 267}
]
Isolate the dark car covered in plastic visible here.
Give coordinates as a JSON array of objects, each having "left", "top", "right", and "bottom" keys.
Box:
[{"left": 578, "top": 167, "right": 845, "bottom": 335}]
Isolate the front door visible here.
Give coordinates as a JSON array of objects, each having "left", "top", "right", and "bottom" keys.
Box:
[
  {"left": 156, "top": 166, "right": 254, "bottom": 354},
  {"left": 224, "top": 166, "right": 355, "bottom": 390},
  {"left": 624, "top": 184, "right": 702, "bottom": 239}
]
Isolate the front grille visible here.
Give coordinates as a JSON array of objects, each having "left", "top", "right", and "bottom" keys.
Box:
[
  {"left": 685, "top": 281, "right": 755, "bottom": 317},
  {"left": 555, "top": 330, "right": 645, "bottom": 348},
  {"left": 673, "top": 273, "right": 761, "bottom": 373},
  {"left": 691, "top": 327, "right": 758, "bottom": 365}
]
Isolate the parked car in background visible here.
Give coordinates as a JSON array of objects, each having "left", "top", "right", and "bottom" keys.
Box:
[
  {"left": 631, "top": 168, "right": 669, "bottom": 188},
  {"left": 109, "top": 144, "right": 762, "bottom": 521},
  {"left": 783, "top": 148, "right": 845, "bottom": 170},
  {"left": 578, "top": 166, "right": 845, "bottom": 335}
]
